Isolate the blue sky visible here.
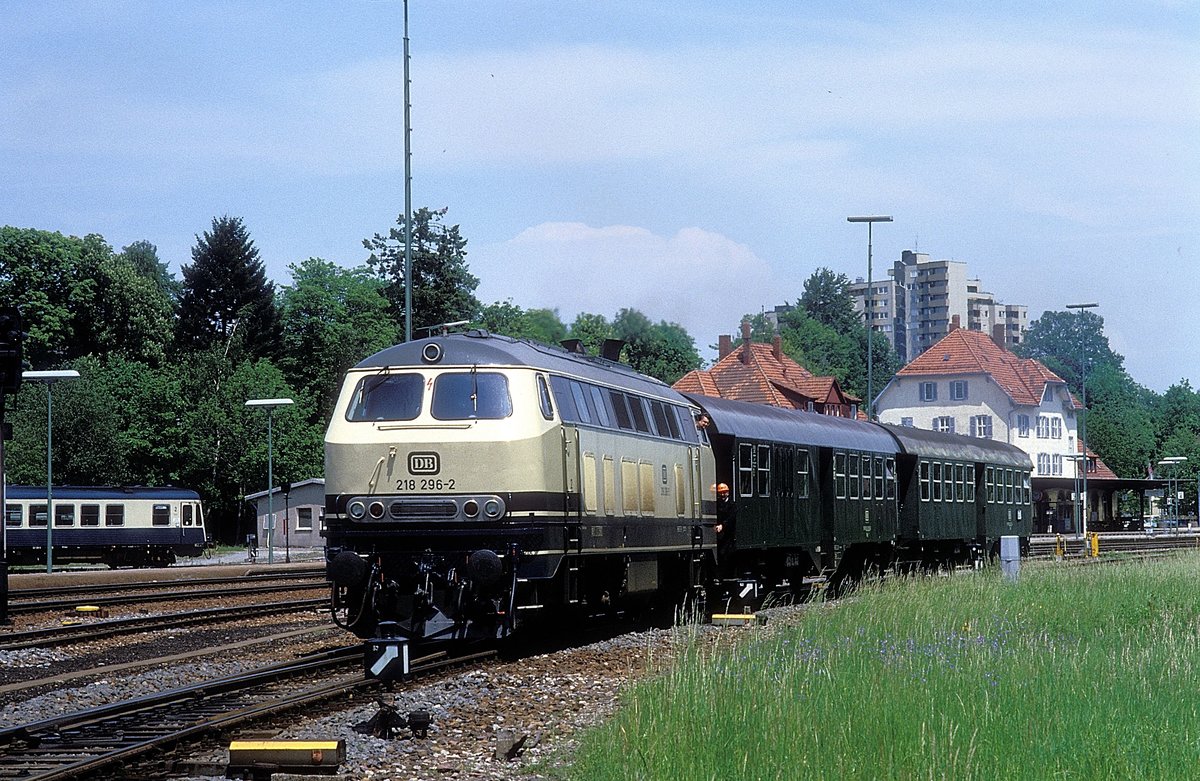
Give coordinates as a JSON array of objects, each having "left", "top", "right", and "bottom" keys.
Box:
[{"left": 3, "top": 2, "right": 1197, "bottom": 392}]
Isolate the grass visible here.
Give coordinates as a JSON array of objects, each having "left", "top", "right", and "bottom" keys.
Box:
[{"left": 569, "top": 555, "right": 1200, "bottom": 780}]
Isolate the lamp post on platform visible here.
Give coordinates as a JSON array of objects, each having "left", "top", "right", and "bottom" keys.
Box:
[
  {"left": 1065, "top": 302, "right": 1098, "bottom": 538},
  {"left": 23, "top": 370, "right": 80, "bottom": 573},
  {"left": 848, "top": 215, "right": 892, "bottom": 420},
  {"left": 245, "top": 398, "right": 293, "bottom": 564}
]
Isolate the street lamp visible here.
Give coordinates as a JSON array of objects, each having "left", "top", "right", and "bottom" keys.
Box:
[
  {"left": 245, "top": 398, "right": 294, "bottom": 564},
  {"left": 1065, "top": 302, "right": 1098, "bottom": 538},
  {"left": 1158, "top": 456, "right": 1187, "bottom": 529},
  {"left": 23, "top": 369, "right": 80, "bottom": 573},
  {"left": 848, "top": 215, "right": 893, "bottom": 420}
]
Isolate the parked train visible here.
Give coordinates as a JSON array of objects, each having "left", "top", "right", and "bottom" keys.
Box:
[
  {"left": 3, "top": 486, "right": 208, "bottom": 568},
  {"left": 323, "top": 332, "right": 1033, "bottom": 641}
]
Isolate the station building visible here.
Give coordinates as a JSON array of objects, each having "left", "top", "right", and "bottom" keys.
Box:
[{"left": 246, "top": 478, "right": 325, "bottom": 552}]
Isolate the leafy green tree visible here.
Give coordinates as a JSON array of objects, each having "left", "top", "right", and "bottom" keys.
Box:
[
  {"left": 612, "top": 308, "right": 702, "bottom": 384},
  {"left": 526, "top": 308, "right": 568, "bottom": 346},
  {"left": 801, "top": 267, "right": 860, "bottom": 333},
  {"left": 176, "top": 216, "right": 281, "bottom": 361},
  {"left": 1018, "top": 309, "right": 1123, "bottom": 389},
  {"left": 476, "top": 301, "right": 568, "bottom": 347},
  {"left": 568, "top": 312, "right": 614, "bottom": 356},
  {"left": 364, "top": 207, "right": 481, "bottom": 337},
  {"left": 0, "top": 227, "right": 91, "bottom": 366},
  {"left": 278, "top": 258, "right": 397, "bottom": 418}
]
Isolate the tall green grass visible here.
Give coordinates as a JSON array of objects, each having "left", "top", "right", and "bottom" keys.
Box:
[{"left": 571, "top": 556, "right": 1200, "bottom": 780}]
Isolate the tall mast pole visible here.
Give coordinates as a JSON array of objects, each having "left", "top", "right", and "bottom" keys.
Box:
[{"left": 403, "top": 0, "right": 413, "bottom": 342}]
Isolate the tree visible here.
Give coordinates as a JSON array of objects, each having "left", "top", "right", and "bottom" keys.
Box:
[
  {"left": 278, "top": 258, "right": 398, "bottom": 419},
  {"left": 567, "top": 312, "right": 614, "bottom": 356},
  {"left": 612, "top": 308, "right": 702, "bottom": 384},
  {"left": 176, "top": 216, "right": 281, "bottom": 361},
  {"left": 476, "top": 301, "right": 568, "bottom": 347},
  {"left": 800, "top": 267, "right": 860, "bottom": 333},
  {"left": 119, "top": 240, "right": 181, "bottom": 302},
  {"left": 0, "top": 227, "right": 90, "bottom": 366},
  {"left": 364, "top": 207, "right": 481, "bottom": 337},
  {"left": 1018, "top": 309, "right": 1123, "bottom": 389}
]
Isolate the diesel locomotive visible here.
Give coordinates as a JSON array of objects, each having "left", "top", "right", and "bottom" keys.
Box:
[{"left": 323, "top": 331, "right": 1032, "bottom": 641}]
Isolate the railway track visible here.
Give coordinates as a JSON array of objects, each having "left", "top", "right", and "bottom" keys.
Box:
[
  {"left": 0, "top": 643, "right": 494, "bottom": 780},
  {"left": 7, "top": 576, "right": 330, "bottom": 616},
  {"left": 0, "top": 598, "right": 329, "bottom": 652}
]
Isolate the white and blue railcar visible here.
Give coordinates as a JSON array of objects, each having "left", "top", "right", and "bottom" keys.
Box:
[{"left": 4, "top": 485, "right": 208, "bottom": 568}]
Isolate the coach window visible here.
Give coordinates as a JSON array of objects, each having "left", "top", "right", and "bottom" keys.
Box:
[
  {"left": 931, "top": 462, "right": 943, "bottom": 502},
  {"left": 834, "top": 452, "right": 847, "bottom": 499},
  {"left": 919, "top": 461, "right": 930, "bottom": 501},
  {"left": 550, "top": 377, "right": 579, "bottom": 422},
  {"left": 537, "top": 375, "right": 555, "bottom": 420},
  {"left": 649, "top": 400, "right": 671, "bottom": 439},
  {"left": 82, "top": 504, "right": 101, "bottom": 527},
  {"left": 346, "top": 373, "right": 423, "bottom": 421},
  {"left": 182, "top": 505, "right": 193, "bottom": 526},
  {"left": 848, "top": 453, "right": 860, "bottom": 499},
  {"left": 943, "top": 463, "right": 954, "bottom": 503},
  {"left": 152, "top": 504, "right": 171, "bottom": 526},
  {"left": 30, "top": 504, "right": 47, "bottom": 527},
  {"left": 55, "top": 504, "right": 75, "bottom": 526},
  {"left": 675, "top": 406, "right": 699, "bottom": 443},
  {"left": 860, "top": 454, "right": 872, "bottom": 500},
  {"left": 432, "top": 373, "right": 513, "bottom": 420},
  {"left": 5, "top": 504, "right": 21, "bottom": 527},
  {"left": 953, "top": 464, "right": 964, "bottom": 501},
  {"left": 885, "top": 458, "right": 897, "bottom": 499},
  {"left": 797, "top": 450, "right": 810, "bottom": 499},
  {"left": 106, "top": 505, "right": 125, "bottom": 526},
  {"left": 1006, "top": 470, "right": 1015, "bottom": 504},
  {"left": 1023, "top": 472, "right": 1031, "bottom": 504},
  {"left": 739, "top": 443, "right": 755, "bottom": 498},
  {"left": 966, "top": 465, "right": 976, "bottom": 502},
  {"left": 985, "top": 466, "right": 995, "bottom": 503},
  {"left": 756, "top": 445, "right": 771, "bottom": 497},
  {"left": 874, "top": 456, "right": 885, "bottom": 500}
]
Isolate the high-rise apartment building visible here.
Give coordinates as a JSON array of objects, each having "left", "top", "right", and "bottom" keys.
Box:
[{"left": 848, "top": 250, "right": 1027, "bottom": 363}]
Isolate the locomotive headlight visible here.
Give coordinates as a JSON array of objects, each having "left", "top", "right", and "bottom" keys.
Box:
[
  {"left": 484, "top": 499, "right": 502, "bottom": 518},
  {"left": 348, "top": 500, "right": 366, "bottom": 519},
  {"left": 369, "top": 501, "right": 386, "bottom": 519},
  {"left": 462, "top": 499, "right": 480, "bottom": 518}
]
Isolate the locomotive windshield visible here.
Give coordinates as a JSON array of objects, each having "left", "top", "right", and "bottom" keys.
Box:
[
  {"left": 432, "top": 372, "right": 512, "bottom": 420},
  {"left": 346, "top": 373, "right": 424, "bottom": 421}
]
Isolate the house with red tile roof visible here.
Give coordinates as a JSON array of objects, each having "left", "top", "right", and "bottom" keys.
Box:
[
  {"left": 672, "top": 321, "right": 860, "bottom": 417},
  {"left": 874, "top": 317, "right": 1124, "bottom": 532}
]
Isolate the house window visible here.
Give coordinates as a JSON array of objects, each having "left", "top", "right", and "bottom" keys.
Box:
[
  {"left": 1017, "top": 414, "right": 1030, "bottom": 437},
  {"left": 900, "top": 417, "right": 914, "bottom": 427},
  {"left": 920, "top": 382, "right": 938, "bottom": 402},
  {"left": 950, "top": 381, "right": 968, "bottom": 401},
  {"left": 970, "top": 415, "right": 992, "bottom": 439},
  {"left": 933, "top": 416, "right": 955, "bottom": 433},
  {"left": 1051, "top": 418, "right": 1062, "bottom": 439},
  {"left": 1052, "top": 454, "right": 1063, "bottom": 476},
  {"left": 297, "top": 507, "right": 313, "bottom": 530},
  {"left": 1036, "top": 415, "right": 1050, "bottom": 438},
  {"left": 1037, "top": 453, "right": 1050, "bottom": 474}
]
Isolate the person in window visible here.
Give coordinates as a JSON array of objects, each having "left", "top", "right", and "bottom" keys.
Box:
[
  {"left": 713, "top": 482, "right": 735, "bottom": 575},
  {"left": 696, "top": 413, "right": 711, "bottom": 430}
]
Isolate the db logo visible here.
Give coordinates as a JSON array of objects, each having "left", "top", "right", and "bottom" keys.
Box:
[{"left": 408, "top": 452, "right": 440, "bottom": 475}]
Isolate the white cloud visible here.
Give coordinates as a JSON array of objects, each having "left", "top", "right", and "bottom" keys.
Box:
[{"left": 473, "top": 222, "right": 778, "bottom": 346}]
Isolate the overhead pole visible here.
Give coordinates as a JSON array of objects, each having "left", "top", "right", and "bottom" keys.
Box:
[
  {"left": 403, "top": 0, "right": 413, "bottom": 343},
  {"left": 847, "top": 215, "right": 893, "bottom": 420}
]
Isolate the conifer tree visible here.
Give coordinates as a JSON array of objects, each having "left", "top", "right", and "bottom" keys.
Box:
[{"left": 176, "top": 216, "right": 281, "bottom": 359}]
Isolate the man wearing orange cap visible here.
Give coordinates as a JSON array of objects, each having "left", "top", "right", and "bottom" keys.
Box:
[{"left": 714, "top": 482, "right": 735, "bottom": 575}]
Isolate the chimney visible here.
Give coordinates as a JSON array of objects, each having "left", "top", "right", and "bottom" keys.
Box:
[
  {"left": 949, "top": 314, "right": 960, "bottom": 332},
  {"left": 718, "top": 334, "right": 732, "bottom": 360},
  {"left": 741, "top": 319, "right": 752, "bottom": 365},
  {"left": 773, "top": 334, "right": 783, "bottom": 362},
  {"left": 992, "top": 323, "right": 1007, "bottom": 349}
]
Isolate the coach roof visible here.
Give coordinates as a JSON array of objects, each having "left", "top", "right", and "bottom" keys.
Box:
[
  {"left": 357, "top": 332, "right": 685, "bottom": 401},
  {"left": 684, "top": 393, "right": 899, "bottom": 452},
  {"left": 881, "top": 424, "right": 1032, "bottom": 469}
]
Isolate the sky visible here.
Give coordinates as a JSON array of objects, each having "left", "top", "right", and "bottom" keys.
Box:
[{"left": 2, "top": 1, "right": 1198, "bottom": 392}]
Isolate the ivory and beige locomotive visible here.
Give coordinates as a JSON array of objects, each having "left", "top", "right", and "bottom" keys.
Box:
[{"left": 324, "top": 332, "right": 1032, "bottom": 641}]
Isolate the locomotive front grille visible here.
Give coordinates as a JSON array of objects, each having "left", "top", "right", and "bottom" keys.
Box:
[{"left": 389, "top": 500, "right": 459, "bottom": 519}]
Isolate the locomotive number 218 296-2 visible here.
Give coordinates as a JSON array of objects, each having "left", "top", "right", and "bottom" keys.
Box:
[{"left": 395, "top": 478, "right": 456, "bottom": 491}]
